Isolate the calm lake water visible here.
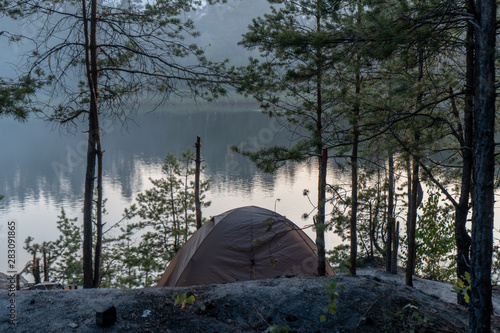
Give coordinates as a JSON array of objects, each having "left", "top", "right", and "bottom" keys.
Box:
[{"left": 0, "top": 101, "right": 342, "bottom": 273}]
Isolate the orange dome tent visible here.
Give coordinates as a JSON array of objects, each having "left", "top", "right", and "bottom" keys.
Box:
[{"left": 157, "top": 206, "right": 333, "bottom": 287}]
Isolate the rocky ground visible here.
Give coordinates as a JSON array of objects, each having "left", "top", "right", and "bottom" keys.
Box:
[{"left": 1, "top": 268, "right": 500, "bottom": 332}]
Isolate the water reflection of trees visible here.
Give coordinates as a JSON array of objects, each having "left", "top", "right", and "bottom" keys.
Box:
[{"left": 0, "top": 106, "right": 302, "bottom": 207}]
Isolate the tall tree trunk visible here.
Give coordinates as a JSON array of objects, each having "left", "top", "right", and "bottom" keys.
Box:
[
  {"left": 82, "top": 106, "right": 97, "bottom": 289},
  {"left": 82, "top": 115, "right": 98, "bottom": 287},
  {"left": 369, "top": 201, "right": 374, "bottom": 259},
  {"left": 386, "top": 152, "right": 395, "bottom": 272},
  {"left": 316, "top": 148, "right": 327, "bottom": 276},
  {"left": 370, "top": 187, "right": 384, "bottom": 256},
  {"left": 406, "top": 49, "right": 424, "bottom": 287},
  {"left": 92, "top": 147, "right": 103, "bottom": 288},
  {"left": 314, "top": 5, "right": 327, "bottom": 277},
  {"left": 469, "top": 0, "right": 496, "bottom": 329},
  {"left": 406, "top": 155, "right": 412, "bottom": 242},
  {"left": 82, "top": 0, "right": 99, "bottom": 288},
  {"left": 349, "top": 68, "right": 360, "bottom": 276},
  {"left": 195, "top": 136, "right": 202, "bottom": 230},
  {"left": 349, "top": 120, "right": 359, "bottom": 276},
  {"left": 184, "top": 158, "right": 189, "bottom": 242},
  {"left": 406, "top": 154, "right": 419, "bottom": 287},
  {"left": 392, "top": 221, "right": 399, "bottom": 274},
  {"left": 455, "top": 17, "right": 474, "bottom": 307}
]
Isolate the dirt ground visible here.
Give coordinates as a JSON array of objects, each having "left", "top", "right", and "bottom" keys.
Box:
[{"left": 1, "top": 268, "right": 500, "bottom": 332}]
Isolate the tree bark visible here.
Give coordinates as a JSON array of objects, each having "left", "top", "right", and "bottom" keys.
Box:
[
  {"left": 369, "top": 201, "right": 374, "bottom": 259},
  {"left": 406, "top": 155, "right": 419, "bottom": 287},
  {"left": 349, "top": 64, "right": 360, "bottom": 277},
  {"left": 406, "top": 49, "right": 425, "bottom": 287},
  {"left": 42, "top": 245, "right": 48, "bottom": 282},
  {"left": 32, "top": 247, "right": 41, "bottom": 284},
  {"left": 195, "top": 136, "right": 202, "bottom": 230},
  {"left": 349, "top": 124, "right": 359, "bottom": 276},
  {"left": 82, "top": 105, "right": 97, "bottom": 289},
  {"left": 386, "top": 153, "right": 395, "bottom": 272},
  {"left": 370, "top": 169, "right": 385, "bottom": 257},
  {"left": 455, "top": 16, "right": 474, "bottom": 307},
  {"left": 316, "top": 148, "right": 327, "bottom": 276},
  {"left": 92, "top": 147, "right": 103, "bottom": 288},
  {"left": 314, "top": 8, "right": 327, "bottom": 277},
  {"left": 405, "top": 155, "right": 412, "bottom": 268},
  {"left": 82, "top": 0, "right": 100, "bottom": 288},
  {"left": 392, "top": 221, "right": 399, "bottom": 274},
  {"left": 169, "top": 175, "right": 180, "bottom": 252},
  {"left": 469, "top": 0, "right": 496, "bottom": 329}
]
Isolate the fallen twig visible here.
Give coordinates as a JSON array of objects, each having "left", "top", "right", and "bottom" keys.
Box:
[
  {"left": 355, "top": 295, "right": 383, "bottom": 328},
  {"left": 252, "top": 304, "right": 271, "bottom": 328}
]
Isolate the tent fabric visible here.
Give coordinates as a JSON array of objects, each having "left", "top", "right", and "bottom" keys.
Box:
[{"left": 157, "top": 206, "right": 334, "bottom": 287}]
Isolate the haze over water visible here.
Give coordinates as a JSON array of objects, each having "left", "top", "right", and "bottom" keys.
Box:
[{"left": 0, "top": 101, "right": 342, "bottom": 273}]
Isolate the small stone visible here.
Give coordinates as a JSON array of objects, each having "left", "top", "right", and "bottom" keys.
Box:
[
  {"left": 96, "top": 306, "right": 117, "bottom": 327},
  {"left": 67, "top": 322, "right": 79, "bottom": 329},
  {"left": 204, "top": 300, "right": 216, "bottom": 310},
  {"left": 283, "top": 314, "right": 298, "bottom": 322}
]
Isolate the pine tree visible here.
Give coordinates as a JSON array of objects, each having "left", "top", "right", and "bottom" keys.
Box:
[
  {"left": 231, "top": 0, "right": 350, "bottom": 276},
  {"left": 122, "top": 148, "right": 210, "bottom": 286},
  {"left": 11, "top": 0, "right": 226, "bottom": 287},
  {"left": 25, "top": 209, "right": 83, "bottom": 285}
]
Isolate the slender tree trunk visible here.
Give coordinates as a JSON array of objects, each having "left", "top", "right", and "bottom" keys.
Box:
[
  {"left": 406, "top": 155, "right": 419, "bottom": 287},
  {"left": 82, "top": 0, "right": 99, "bottom": 288},
  {"left": 81, "top": 0, "right": 93, "bottom": 290},
  {"left": 349, "top": 68, "right": 360, "bottom": 276},
  {"left": 406, "top": 156, "right": 412, "bottom": 242},
  {"left": 370, "top": 186, "right": 384, "bottom": 256},
  {"left": 369, "top": 202, "right": 373, "bottom": 259},
  {"left": 369, "top": 173, "right": 385, "bottom": 257},
  {"left": 93, "top": 147, "right": 103, "bottom": 288},
  {"left": 316, "top": 148, "right": 327, "bottom": 276},
  {"left": 42, "top": 246, "right": 48, "bottom": 282},
  {"left": 386, "top": 153, "right": 395, "bottom": 272},
  {"left": 406, "top": 49, "right": 424, "bottom": 287},
  {"left": 92, "top": 85, "right": 104, "bottom": 288},
  {"left": 82, "top": 111, "right": 97, "bottom": 288},
  {"left": 183, "top": 159, "right": 189, "bottom": 242},
  {"left": 312, "top": 5, "right": 327, "bottom": 277},
  {"left": 392, "top": 221, "right": 399, "bottom": 274},
  {"left": 455, "top": 15, "right": 474, "bottom": 308},
  {"left": 170, "top": 182, "right": 179, "bottom": 252},
  {"left": 349, "top": 125, "right": 359, "bottom": 276},
  {"left": 32, "top": 247, "right": 40, "bottom": 284},
  {"left": 195, "top": 136, "right": 202, "bottom": 229},
  {"left": 469, "top": 0, "right": 496, "bottom": 329},
  {"left": 82, "top": 120, "right": 98, "bottom": 287},
  {"left": 33, "top": 258, "right": 41, "bottom": 284}
]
